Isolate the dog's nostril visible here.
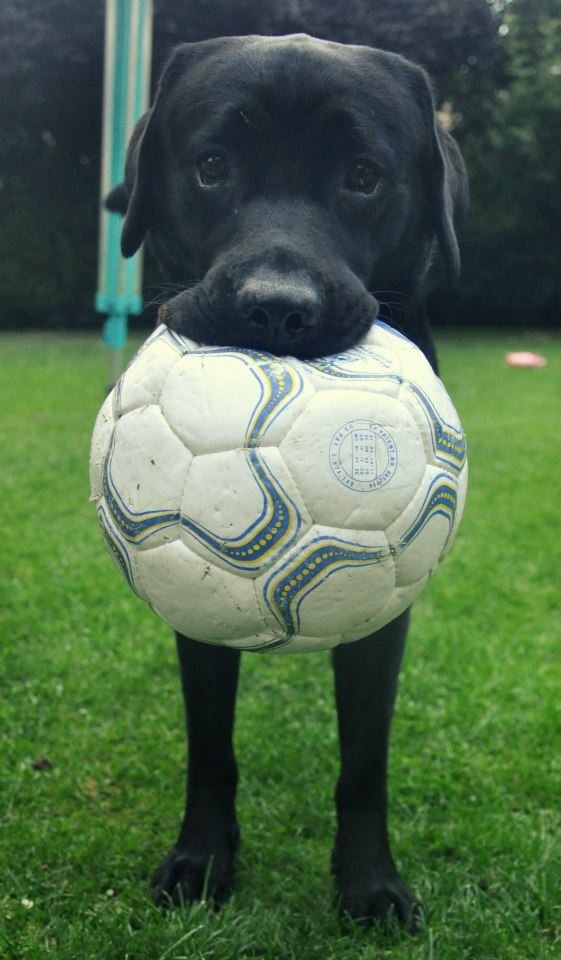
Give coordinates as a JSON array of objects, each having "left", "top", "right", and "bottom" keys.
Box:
[
  {"left": 248, "top": 306, "right": 307, "bottom": 336},
  {"left": 248, "top": 306, "right": 270, "bottom": 328},
  {"left": 237, "top": 271, "right": 322, "bottom": 341},
  {"left": 285, "top": 312, "right": 305, "bottom": 333}
]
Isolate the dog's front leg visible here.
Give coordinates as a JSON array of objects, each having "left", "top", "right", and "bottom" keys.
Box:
[
  {"left": 152, "top": 635, "right": 241, "bottom": 907},
  {"left": 331, "top": 610, "right": 421, "bottom": 931}
]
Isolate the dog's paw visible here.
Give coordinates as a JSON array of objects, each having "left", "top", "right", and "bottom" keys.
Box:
[
  {"left": 152, "top": 830, "right": 238, "bottom": 908},
  {"left": 332, "top": 835, "right": 422, "bottom": 933},
  {"left": 336, "top": 871, "right": 423, "bottom": 933}
]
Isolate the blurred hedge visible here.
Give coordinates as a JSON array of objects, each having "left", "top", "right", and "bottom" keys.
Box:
[{"left": 0, "top": 0, "right": 558, "bottom": 331}]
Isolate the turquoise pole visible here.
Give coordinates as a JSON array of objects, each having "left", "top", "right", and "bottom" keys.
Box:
[{"left": 95, "top": 0, "right": 153, "bottom": 377}]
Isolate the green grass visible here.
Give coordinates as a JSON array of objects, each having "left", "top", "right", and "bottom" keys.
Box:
[{"left": 1, "top": 329, "right": 560, "bottom": 960}]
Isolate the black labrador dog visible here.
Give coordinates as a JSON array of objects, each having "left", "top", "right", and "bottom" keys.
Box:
[{"left": 109, "top": 33, "right": 468, "bottom": 930}]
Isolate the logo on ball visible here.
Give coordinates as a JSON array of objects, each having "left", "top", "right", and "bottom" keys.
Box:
[{"left": 329, "top": 420, "right": 398, "bottom": 491}]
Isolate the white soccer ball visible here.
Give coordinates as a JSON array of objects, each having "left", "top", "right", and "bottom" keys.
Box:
[{"left": 90, "top": 320, "right": 467, "bottom": 653}]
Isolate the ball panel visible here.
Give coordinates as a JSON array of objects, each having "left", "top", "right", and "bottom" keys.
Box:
[
  {"left": 136, "top": 540, "right": 266, "bottom": 641},
  {"left": 280, "top": 390, "right": 426, "bottom": 530},
  {"left": 104, "top": 406, "right": 192, "bottom": 549},
  {"left": 341, "top": 576, "right": 428, "bottom": 643},
  {"left": 268, "top": 633, "right": 343, "bottom": 653},
  {"left": 179, "top": 447, "right": 311, "bottom": 577},
  {"left": 255, "top": 524, "right": 394, "bottom": 641},
  {"left": 387, "top": 465, "right": 459, "bottom": 586},
  {"left": 287, "top": 337, "right": 402, "bottom": 398},
  {"left": 90, "top": 393, "right": 115, "bottom": 501},
  {"left": 398, "top": 374, "right": 466, "bottom": 476},
  {"left": 364, "top": 319, "right": 420, "bottom": 354},
  {"left": 160, "top": 348, "right": 313, "bottom": 456},
  {"left": 115, "top": 325, "right": 194, "bottom": 417}
]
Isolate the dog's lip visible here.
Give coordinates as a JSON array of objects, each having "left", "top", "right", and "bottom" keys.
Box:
[
  {"left": 195, "top": 321, "right": 374, "bottom": 359},
  {"left": 158, "top": 292, "right": 377, "bottom": 358}
]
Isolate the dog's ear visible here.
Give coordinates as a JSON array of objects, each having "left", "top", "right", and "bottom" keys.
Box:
[
  {"left": 431, "top": 121, "right": 469, "bottom": 281},
  {"left": 105, "top": 182, "right": 129, "bottom": 215},
  {"left": 119, "top": 44, "right": 202, "bottom": 258},
  {"left": 408, "top": 64, "right": 469, "bottom": 281},
  {"left": 120, "top": 108, "right": 154, "bottom": 257}
]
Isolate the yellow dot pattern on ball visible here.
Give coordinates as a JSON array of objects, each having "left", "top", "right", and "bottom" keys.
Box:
[
  {"left": 405, "top": 381, "right": 466, "bottom": 471},
  {"left": 264, "top": 537, "right": 390, "bottom": 639}
]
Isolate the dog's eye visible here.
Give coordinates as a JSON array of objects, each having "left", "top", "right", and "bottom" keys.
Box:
[
  {"left": 197, "top": 154, "right": 229, "bottom": 185},
  {"left": 345, "top": 159, "right": 380, "bottom": 194}
]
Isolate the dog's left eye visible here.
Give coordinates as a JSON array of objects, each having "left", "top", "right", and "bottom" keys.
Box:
[
  {"left": 197, "top": 154, "right": 229, "bottom": 185},
  {"left": 345, "top": 159, "right": 380, "bottom": 194}
]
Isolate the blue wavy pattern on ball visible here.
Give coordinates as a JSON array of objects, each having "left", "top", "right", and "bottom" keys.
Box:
[
  {"left": 97, "top": 503, "right": 138, "bottom": 593},
  {"left": 164, "top": 327, "right": 194, "bottom": 354},
  {"left": 179, "top": 347, "right": 305, "bottom": 571},
  {"left": 258, "top": 472, "right": 458, "bottom": 649},
  {"left": 102, "top": 435, "right": 180, "bottom": 544},
  {"left": 403, "top": 382, "right": 466, "bottom": 472},
  {"left": 397, "top": 472, "right": 457, "bottom": 550},
  {"left": 303, "top": 342, "right": 400, "bottom": 383},
  {"left": 260, "top": 535, "right": 391, "bottom": 649},
  {"left": 180, "top": 448, "right": 303, "bottom": 572},
  {"left": 188, "top": 345, "right": 305, "bottom": 445}
]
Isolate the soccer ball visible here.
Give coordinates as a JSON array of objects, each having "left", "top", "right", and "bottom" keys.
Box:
[{"left": 90, "top": 320, "right": 467, "bottom": 653}]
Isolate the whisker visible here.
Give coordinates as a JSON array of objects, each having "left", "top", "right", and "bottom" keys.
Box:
[{"left": 372, "top": 289, "right": 412, "bottom": 300}]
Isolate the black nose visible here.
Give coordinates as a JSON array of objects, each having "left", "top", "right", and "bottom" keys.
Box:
[{"left": 236, "top": 269, "right": 321, "bottom": 341}]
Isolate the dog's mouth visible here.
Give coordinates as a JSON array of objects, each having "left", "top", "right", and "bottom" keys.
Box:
[{"left": 159, "top": 272, "right": 378, "bottom": 359}]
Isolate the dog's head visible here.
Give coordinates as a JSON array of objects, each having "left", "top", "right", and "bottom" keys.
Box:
[{"left": 112, "top": 34, "right": 467, "bottom": 357}]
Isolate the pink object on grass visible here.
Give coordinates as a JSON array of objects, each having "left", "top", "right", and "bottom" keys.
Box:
[{"left": 505, "top": 351, "right": 547, "bottom": 368}]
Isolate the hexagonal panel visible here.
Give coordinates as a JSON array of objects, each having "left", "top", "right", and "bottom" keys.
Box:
[
  {"left": 280, "top": 389, "right": 426, "bottom": 530},
  {"left": 115, "top": 324, "right": 194, "bottom": 417},
  {"left": 90, "top": 392, "right": 115, "bottom": 501},
  {"left": 255, "top": 524, "right": 394, "bottom": 643},
  {"left": 103, "top": 405, "right": 191, "bottom": 549},
  {"left": 136, "top": 539, "right": 267, "bottom": 642},
  {"left": 386, "top": 465, "right": 460, "bottom": 586},
  {"left": 160, "top": 348, "right": 313, "bottom": 455},
  {"left": 179, "top": 446, "right": 311, "bottom": 577}
]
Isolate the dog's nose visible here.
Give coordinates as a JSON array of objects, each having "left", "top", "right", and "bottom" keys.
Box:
[{"left": 236, "top": 270, "right": 321, "bottom": 341}]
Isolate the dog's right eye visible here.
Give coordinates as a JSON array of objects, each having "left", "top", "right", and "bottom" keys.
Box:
[{"left": 197, "top": 154, "right": 229, "bottom": 186}]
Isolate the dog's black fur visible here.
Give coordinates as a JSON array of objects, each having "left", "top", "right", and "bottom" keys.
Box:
[{"left": 110, "top": 34, "right": 468, "bottom": 930}]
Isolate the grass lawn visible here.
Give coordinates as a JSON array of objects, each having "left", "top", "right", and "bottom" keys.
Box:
[{"left": 1, "top": 329, "right": 560, "bottom": 960}]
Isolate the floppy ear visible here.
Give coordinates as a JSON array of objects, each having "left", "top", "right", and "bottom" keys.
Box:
[
  {"left": 432, "top": 122, "right": 469, "bottom": 280},
  {"left": 411, "top": 66, "right": 469, "bottom": 281},
  {"left": 120, "top": 44, "right": 201, "bottom": 258},
  {"left": 120, "top": 108, "right": 155, "bottom": 257},
  {"left": 104, "top": 182, "right": 129, "bottom": 215}
]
